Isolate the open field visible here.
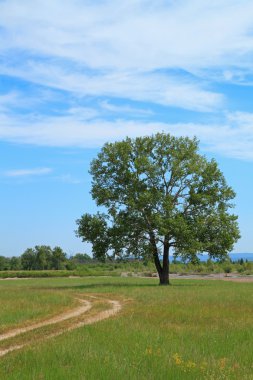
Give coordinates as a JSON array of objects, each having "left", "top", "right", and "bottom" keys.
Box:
[{"left": 0, "top": 277, "right": 252, "bottom": 379}]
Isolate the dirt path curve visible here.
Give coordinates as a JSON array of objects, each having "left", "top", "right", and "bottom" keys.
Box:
[
  {"left": 0, "top": 296, "right": 122, "bottom": 358},
  {"left": 0, "top": 299, "right": 92, "bottom": 342},
  {"left": 69, "top": 299, "right": 121, "bottom": 328}
]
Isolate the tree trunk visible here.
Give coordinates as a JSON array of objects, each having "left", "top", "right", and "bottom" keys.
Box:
[
  {"left": 159, "top": 265, "right": 169, "bottom": 285},
  {"left": 159, "top": 238, "right": 170, "bottom": 285},
  {"left": 150, "top": 232, "right": 170, "bottom": 285},
  {"left": 154, "top": 255, "right": 170, "bottom": 285}
]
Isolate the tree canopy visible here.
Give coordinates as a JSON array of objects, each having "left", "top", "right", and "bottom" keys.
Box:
[
  {"left": 21, "top": 245, "right": 67, "bottom": 270},
  {"left": 76, "top": 133, "right": 240, "bottom": 284}
]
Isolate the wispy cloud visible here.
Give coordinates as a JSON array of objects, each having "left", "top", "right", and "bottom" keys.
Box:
[
  {"left": 2, "top": 0, "right": 248, "bottom": 112},
  {"left": 99, "top": 100, "right": 153, "bottom": 116},
  {"left": 0, "top": 62, "right": 224, "bottom": 112},
  {"left": 1, "top": 0, "right": 253, "bottom": 72},
  {"left": 1, "top": 1, "right": 253, "bottom": 160},
  {"left": 54, "top": 174, "right": 83, "bottom": 185},
  {"left": 1, "top": 111, "right": 253, "bottom": 160},
  {"left": 4, "top": 167, "right": 53, "bottom": 177},
  {"left": 0, "top": 92, "right": 23, "bottom": 112}
]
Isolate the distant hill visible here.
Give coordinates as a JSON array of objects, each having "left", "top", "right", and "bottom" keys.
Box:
[
  {"left": 153, "top": 253, "right": 253, "bottom": 262},
  {"left": 173, "top": 253, "right": 253, "bottom": 262},
  {"left": 199, "top": 253, "right": 253, "bottom": 262},
  {"left": 229, "top": 253, "right": 253, "bottom": 261}
]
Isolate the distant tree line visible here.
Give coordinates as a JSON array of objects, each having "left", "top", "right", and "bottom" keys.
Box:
[
  {"left": 0, "top": 246, "right": 252, "bottom": 274},
  {"left": 0, "top": 246, "right": 93, "bottom": 271}
]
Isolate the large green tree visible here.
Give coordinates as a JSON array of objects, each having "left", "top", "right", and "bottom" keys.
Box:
[{"left": 76, "top": 133, "right": 240, "bottom": 285}]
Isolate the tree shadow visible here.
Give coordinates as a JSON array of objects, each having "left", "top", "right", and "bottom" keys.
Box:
[
  {"left": 49, "top": 282, "right": 160, "bottom": 291},
  {"left": 30, "top": 278, "right": 211, "bottom": 291},
  {"left": 170, "top": 281, "right": 210, "bottom": 287}
]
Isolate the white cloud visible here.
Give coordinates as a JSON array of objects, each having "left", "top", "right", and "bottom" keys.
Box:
[
  {"left": 0, "top": 88, "right": 67, "bottom": 114},
  {"left": 0, "top": 92, "right": 22, "bottom": 112},
  {"left": 54, "top": 174, "right": 83, "bottom": 185},
  {"left": 0, "top": 62, "right": 224, "bottom": 112},
  {"left": 99, "top": 100, "right": 153, "bottom": 116},
  {"left": 0, "top": 0, "right": 253, "bottom": 160},
  {"left": 67, "top": 107, "right": 99, "bottom": 121},
  {"left": 1, "top": 111, "right": 253, "bottom": 160},
  {"left": 4, "top": 168, "right": 53, "bottom": 177},
  {"left": 2, "top": 0, "right": 252, "bottom": 111},
  {"left": 1, "top": 0, "right": 253, "bottom": 71}
]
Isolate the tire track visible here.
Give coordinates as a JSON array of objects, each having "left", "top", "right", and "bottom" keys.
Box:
[
  {"left": 0, "top": 296, "right": 122, "bottom": 358},
  {"left": 0, "top": 299, "right": 92, "bottom": 342}
]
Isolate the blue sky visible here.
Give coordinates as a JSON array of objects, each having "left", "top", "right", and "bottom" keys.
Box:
[{"left": 1, "top": 0, "right": 253, "bottom": 257}]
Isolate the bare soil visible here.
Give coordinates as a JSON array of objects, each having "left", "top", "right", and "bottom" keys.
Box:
[{"left": 169, "top": 273, "right": 253, "bottom": 282}]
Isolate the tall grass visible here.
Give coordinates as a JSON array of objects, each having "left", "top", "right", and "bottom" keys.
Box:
[
  {"left": 0, "top": 285, "right": 75, "bottom": 333},
  {"left": 0, "top": 277, "right": 252, "bottom": 379}
]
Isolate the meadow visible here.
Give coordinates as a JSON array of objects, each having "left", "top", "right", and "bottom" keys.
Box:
[{"left": 0, "top": 276, "right": 252, "bottom": 379}]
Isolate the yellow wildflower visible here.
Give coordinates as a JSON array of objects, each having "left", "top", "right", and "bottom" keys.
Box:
[
  {"left": 186, "top": 360, "right": 196, "bottom": 369},
  {"left": 219, "top": 357, "right": 227, "bottom": 370},
  {"left": 173, "top": 353, "right": 182, "bottom": 365}
]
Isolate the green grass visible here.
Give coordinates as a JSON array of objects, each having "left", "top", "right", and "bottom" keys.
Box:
[
  {"left": 0, "top": 277, "right": 252, "bottom": 379},
  {"left": 0, "top": 285, "right": 76, "bottom": 333}
]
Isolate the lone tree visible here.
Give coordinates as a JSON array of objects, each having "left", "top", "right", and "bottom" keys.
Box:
[{"left": 76, "top": 133, "right": 240, "bottom": 285}]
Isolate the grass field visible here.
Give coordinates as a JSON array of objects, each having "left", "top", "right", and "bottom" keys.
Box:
[{"left": 0, "top": 277, "right": 252, "bottom": 379}]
